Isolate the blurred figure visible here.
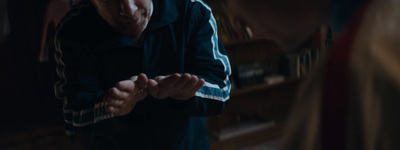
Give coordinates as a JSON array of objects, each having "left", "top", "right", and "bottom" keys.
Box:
[
  {"left": 222, "top": 0, "right": 332, "bottom": 52},
  {"left": 223, "top": 0, "right": 400, "bottom": 149}
]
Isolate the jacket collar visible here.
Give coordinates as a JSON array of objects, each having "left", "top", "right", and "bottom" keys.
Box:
[{"left": 146, "top": 0, "right": 179, "bottom": 31}]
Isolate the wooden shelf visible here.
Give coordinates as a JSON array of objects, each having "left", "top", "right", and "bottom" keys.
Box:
[
  {"left": 204, "top": 1, "right": 329, "bottom": 149},
  {"left": 210, "top": 121, "right": 285, "bottom": 150},
  {"left": 209, "top": 120, "right": 276, "bottom": 141},
  {"left": 231, "top": 78, "right": 301, "bottom": 97}
]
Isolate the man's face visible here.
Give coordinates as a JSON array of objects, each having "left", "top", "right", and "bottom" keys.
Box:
[
  {"left": 91, "top": 0, "right": 152, "bottom": 38},
  {"left": 223, "top": 0, "right": 331, "bottom": 51}
]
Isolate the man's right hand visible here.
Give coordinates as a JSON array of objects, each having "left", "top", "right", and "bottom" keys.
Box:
[{"left": 103, "top": 73, "right": 148, "bottom": 116}]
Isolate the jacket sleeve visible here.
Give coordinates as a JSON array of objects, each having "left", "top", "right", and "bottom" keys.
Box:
[
  {"left": 54, "top": 34, "right": 113, "bottom": 130},
  {"left": 175, "top": 1, "right": 231, "bottom": 116}
]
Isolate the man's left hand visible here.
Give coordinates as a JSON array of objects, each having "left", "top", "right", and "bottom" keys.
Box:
[{"left": 147, "top": 73, "right": 205, "bottom": 100}]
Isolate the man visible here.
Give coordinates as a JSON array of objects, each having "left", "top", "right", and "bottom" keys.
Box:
[
  {"left": 224, "top": 0, "right": 400, "bottom": 149},
  {"left": 54, "top": 0, "right": 231, "bottom": 149}
]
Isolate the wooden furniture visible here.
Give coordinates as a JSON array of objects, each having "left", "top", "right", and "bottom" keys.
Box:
[
  {"left": 203, "top": 1, "right": 329, "bottom": 149},
  {"left": 207, "top": 39, "right": 302, "bottom": 149}
]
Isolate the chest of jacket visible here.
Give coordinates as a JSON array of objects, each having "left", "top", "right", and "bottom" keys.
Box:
[{"left": 88, "top": 23, "right": 187, "bottom": 88}]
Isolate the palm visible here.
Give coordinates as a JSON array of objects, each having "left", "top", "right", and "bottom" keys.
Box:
[{"left": 148, "top": 73, "right": 205, "bottom": 100}]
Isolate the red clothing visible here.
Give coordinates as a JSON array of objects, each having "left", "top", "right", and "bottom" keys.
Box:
[{"left": 281, "top": 0, "right": 400, "bottom": 149}]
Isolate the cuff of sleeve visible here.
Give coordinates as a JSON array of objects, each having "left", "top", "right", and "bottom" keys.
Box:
[
  {"left": 170, "top": 97, "right": 196, "bottom": 110},
  {"left": 94, "top": 102, "right": 114, "bottom": 123}
]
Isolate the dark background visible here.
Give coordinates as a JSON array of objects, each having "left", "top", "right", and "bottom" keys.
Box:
[{"left": 0, "top": 0, "right": 66, "bottom": 145}]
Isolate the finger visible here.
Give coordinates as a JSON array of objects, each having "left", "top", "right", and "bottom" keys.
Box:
[
  {"left": 103, "top": 94, "right": 123, "bottom": 107},
  {"left": 154, "top": 75, "right": 167, "bottom": 82},
  {"left": 148, "top": 79, "right": 168, "bottom": 99},
  {"left": 105, "top": 99, "right": 124, "bottom": 107},
  {"left": 103, "top": 93, "right": 119, "bottom": 103},
  {"left": 147, "top": 79, "right": 160, "bottom": 97},
  {"left": 130, "top": 75, "right": 138, "bottom": 81},
  {"left": 172, "top": 73, "right": 191, "bottom": 89},
  {"left": 158, "top": 73, "right": 180, "bottom": 88},
  {"left": 108, "top": 87, "right": 130, "bottom": 100},
  {"left": 115, "top": 80, "right": 136, "bottom": 93},
  {"left": 106, "top": 105, "right": 120, "bottom": 114},
  {"left": 136, "top": 88, "right": 149, "bottom": 100},
  {"left": 189, "top": 78, "right": 205, "bottom": 93},
  {"left": 135, "top": 73, "right": 148, "bottom": 89},
  {"left": 180, "top": 75, "right": 198, "bottom": 90}
]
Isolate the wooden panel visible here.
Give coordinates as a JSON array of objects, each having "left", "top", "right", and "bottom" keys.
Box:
[
  {"left": 209, "top": 122, "right": 285, "bottom": 150},
  {"left": 207, "top": 78, "right": 300, "bottom": 132},
  {"left": 224, "top": 39, "right": 283, "bottom": 68}
]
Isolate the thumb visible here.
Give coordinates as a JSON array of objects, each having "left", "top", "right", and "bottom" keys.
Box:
[{"left": 135, "top": 73, "right": 148, "bottom": 89}]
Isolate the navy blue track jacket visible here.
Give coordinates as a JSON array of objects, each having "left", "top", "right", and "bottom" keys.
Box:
[{"left": 54, "top": 0, "right": 231, "bottom": 149}]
